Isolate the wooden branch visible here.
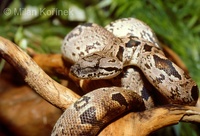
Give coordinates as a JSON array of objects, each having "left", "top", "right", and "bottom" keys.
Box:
[
  {"left": 0, "top": 36, "right": 80, "bottom": 110},
  {"left": 0, "top": 36, "right": 199, "bottom": 136},
  {"left": 98, "top": 105, "right": 200, "bottom": 136}
]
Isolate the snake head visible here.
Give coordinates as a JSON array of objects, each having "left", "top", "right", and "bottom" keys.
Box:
[{"left": 70, "top": 52, "right": 123, "bottom": 79}]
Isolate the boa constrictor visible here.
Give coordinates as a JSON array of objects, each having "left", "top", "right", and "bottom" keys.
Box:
[{"left": 52, "top": 18, "right": 199, "bottom": 136}]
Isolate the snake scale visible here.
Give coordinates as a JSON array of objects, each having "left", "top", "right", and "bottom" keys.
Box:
[{"left": 52, "top": 18, "right": 199, "bottom": 136}]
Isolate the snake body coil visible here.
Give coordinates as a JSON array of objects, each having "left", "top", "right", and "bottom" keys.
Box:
[
  {"left": 52, "top": 18, "right": 199, "bottom": 135},
  {"left": 51, "top": 87, "right": 144, "bottom": 136}
]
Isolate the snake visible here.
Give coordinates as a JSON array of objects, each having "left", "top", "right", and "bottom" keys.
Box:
[{"left": 52, "top": 18, "right": 199, "bottom": 135}]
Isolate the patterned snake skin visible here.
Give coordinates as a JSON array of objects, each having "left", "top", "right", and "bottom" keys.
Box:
[{"left": 52, "top": 18, "right": 199, "bottom": 136}]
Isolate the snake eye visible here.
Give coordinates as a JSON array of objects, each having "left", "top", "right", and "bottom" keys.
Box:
[{"left": 191, "top": 85, "right": 199, "bottom": 102}]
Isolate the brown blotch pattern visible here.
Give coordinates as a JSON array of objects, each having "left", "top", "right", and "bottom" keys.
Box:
[
  {"left": 80, "top": 106, "right": 98, "bottom": 124},
  {"left": 153, "top": 55, "right": 181, "bottom": 80},
  {"left": 144, "top": 63, "right": 151, "bottom": 69},
  {"left": 74, "top": 96, "right": 91, "bottom": 111},
  {"left": 125, "top": 39, "right": 141, "bottom": 48},
  {"left": 143, "top": 44, "right": 153, "bottom": 52},
  {"left": 155, "top": 74, "right": 165, "bottom": 84},
  {"left": 116, "top": 46, "right": 124, "bottom": 61},
  {"left": 111, "top": 93, "right": 128, "bottom": 107}
]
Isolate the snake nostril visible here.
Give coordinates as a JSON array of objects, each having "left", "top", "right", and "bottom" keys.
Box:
[{"left": 191, "top": 85, "right": 199, "bottom": 102}]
